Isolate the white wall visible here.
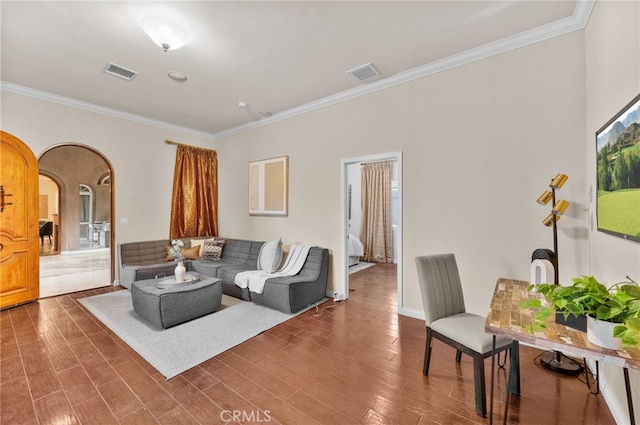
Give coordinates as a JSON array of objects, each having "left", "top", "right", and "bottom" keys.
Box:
[
  {"left": 1, "top": 91, "right": 217, "bottom": 245},
  {"left": 585, "top": 1, "right": 640, "bottom": 423},
  {"left": 215, "top": 30, "right": 588, "bottom": 316}
]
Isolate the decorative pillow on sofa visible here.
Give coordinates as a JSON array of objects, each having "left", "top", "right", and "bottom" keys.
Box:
[
  {"left": 258, "top": 238, "right": 283, "bottom": 273},
  {"left": 165, "top": 245, "right": 200, "bottom": 261},
  {"left": 190, "top": 238, "right": 216, "bottom": 257},
  {"left": 181, "top": 245, "right": 201, "bottom": 260},
  {"left": 202, "top": 240, "right": 225, "bottom": 261}
]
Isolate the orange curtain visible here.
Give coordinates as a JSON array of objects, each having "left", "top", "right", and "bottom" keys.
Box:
[
  {"left": 169, "top": 145, "right": 218, "bottom": 239},
  {"left": 360, "top": 161, "right": 393, "bottom": 263}
]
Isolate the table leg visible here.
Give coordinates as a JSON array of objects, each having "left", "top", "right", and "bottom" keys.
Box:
[
  {"left": 502, "top": 352, "right": 513, "bottom": 425},
  {"left": 489, "top": 335, "right": 496, "bottom": 425},
  {"left": 624, "top": 367, "right": 636, "bottom": 425}
]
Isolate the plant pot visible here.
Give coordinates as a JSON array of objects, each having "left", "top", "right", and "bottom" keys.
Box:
[
  {"left": 555, "top": 311, "right": 587, "bottom": 332},
  {"left": 586, "top": 316, "right": 623, "bottom": 350}
]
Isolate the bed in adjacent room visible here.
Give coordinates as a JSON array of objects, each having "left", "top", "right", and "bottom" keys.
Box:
[{"left": 347, "top": 234, "right": 364, "bottom": 266}]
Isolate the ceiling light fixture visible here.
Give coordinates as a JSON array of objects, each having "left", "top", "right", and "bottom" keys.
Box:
[
  {"left": 237, "top": 102, "right": 273, "bottom": 120},
  {"left": 168, "top": 71, "right": 188, "bottom": 82},
  {"left": 141, "top": 16, "right": 189, "bottom": 52}
]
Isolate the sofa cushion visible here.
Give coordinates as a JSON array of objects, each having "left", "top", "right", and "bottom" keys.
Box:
[
  {"left": 217, "top": 239, "right": 255, "bottom": 263},
  {"left": 120, "top": 240, "right": 169, "bottom": 266},
  {"left": 258, "top": 238, "right": 283, "bottom": 273}
]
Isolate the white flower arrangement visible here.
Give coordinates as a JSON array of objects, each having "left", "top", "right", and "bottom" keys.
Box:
[{"left": 170, "top": 239, "right": 185, "bottom": 262}]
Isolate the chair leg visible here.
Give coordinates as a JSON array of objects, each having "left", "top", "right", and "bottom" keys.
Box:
[
  {"left": 455, "top": 350, "right": 462, "bottom": 363},
  {"left": 423, "top": 327, "right": 433, "bottom": 376},
  {"left": 472, "top": 353, "right": 487, "bottom": 417}
]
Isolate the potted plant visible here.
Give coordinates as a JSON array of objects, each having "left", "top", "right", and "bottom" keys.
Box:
[{"left": 519, "top": 275, "right": 640, "bottom": 348}]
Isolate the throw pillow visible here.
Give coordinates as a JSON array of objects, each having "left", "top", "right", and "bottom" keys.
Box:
[
  {"left": 190, "top": 238, "right": 216, "bottom": 257},
  {"left": 165, "top": 245, "right": 200, "bottom": 261},
  {"left": 181, "top": 245, "right": 200, "bottom": 260},
  {"left": 202, "top": 239, "right": 225, "bottom": 261},
  {"left": 258, "top": 238, "right": 283, "bottom": 273}
]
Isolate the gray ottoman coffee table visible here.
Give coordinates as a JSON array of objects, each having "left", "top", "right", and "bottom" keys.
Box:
[{"left": 131, "top": 276, "right": 222, "bottom": 329}]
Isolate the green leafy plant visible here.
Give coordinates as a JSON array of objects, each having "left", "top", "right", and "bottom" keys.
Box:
[{"left": 519, "top": 275, "right": 640, "bottom": 347}]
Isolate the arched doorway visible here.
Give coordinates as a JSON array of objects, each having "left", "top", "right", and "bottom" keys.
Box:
[{"left": 38, "top": 145, "right": 114, "bottom": 297}]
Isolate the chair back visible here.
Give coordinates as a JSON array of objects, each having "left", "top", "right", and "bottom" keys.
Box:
[
  {"left": 415, "top": 253, "right": 466, "bottom": 326},
  {"left": 39, "top": 221, "right": 53, "bottom": 237}
]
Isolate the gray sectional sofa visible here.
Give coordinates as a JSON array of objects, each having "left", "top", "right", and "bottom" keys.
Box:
[{"left": 117, "top": 237, "right": 329, "bottom": 314}]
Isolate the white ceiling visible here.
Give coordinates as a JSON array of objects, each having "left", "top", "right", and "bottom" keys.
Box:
[{"left": 1, "top": 1, "right": 590, "bottom": 139}]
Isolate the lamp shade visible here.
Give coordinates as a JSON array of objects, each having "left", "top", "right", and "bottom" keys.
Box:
[
  {"left": 550, "top": 173, "right": 569, "bottom": 189},
  {"left": 141, "top": 16, "right": 189, "bottom": 51},
  {"left": 537, "top": 190, "right": 553, "bottom": 205},
  {"left": 542, "top": 212, "right": 557, "bottom": 227},
  {"left": 552, "top": 199, "right": 569, "bottom": 215}
]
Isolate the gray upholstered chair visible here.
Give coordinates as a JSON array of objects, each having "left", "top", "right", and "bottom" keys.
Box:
[
  {"left": 39, "top": 221, "right": 53, "bottom": 245},
  {"left": 415, "top": 253, "right": 520, "bottom": 417}
]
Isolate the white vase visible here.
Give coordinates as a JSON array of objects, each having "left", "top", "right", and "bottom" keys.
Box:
[
  {"left": 586, "top": 315, "right": 623, "bottom": 350},
  {"left": 174, "top": 261, "right": 186, "bottom": 283}
]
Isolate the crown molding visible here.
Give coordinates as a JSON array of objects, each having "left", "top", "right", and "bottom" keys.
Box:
[
  {"left": 0, "top": 81, "right": 216, "bottom": 140},
  {"left": 212, "top": 0, "right": 594, "bottom": 140},
  {"left": 1, "top": 0, "right": 594, "bottom": 141}
]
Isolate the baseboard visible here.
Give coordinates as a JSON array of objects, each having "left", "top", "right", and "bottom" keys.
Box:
[{"left": 398, "top": 305, "right": 424, "bottom": 320}]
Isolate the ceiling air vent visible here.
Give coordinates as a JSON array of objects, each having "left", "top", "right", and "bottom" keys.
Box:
[
  {"left": 104, "top": 63, "right": 138, "bottom": 80},
  {"left": 347, "top": 62, "right": 381, "bottom": 83}
]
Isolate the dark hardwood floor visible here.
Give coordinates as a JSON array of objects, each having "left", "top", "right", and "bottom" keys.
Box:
[{"left": 1, "top": 264, "right": 615, "bottom": 424}]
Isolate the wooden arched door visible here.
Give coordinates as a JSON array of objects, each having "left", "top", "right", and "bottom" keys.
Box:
[{"left": 0, "top": 131, "right": 39, "bottom": 309}]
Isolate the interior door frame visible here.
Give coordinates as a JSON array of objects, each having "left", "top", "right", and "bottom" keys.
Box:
[{"left": 340, "top": 151, "right": 403, "bottom": 309}]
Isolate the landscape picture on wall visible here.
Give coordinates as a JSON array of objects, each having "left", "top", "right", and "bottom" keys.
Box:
[{"left": 596, "top": 93, "right": 640, "bottom": 242}]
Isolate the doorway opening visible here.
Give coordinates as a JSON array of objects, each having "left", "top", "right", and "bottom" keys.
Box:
[
  {"left": 340, "top": 151, "right": 403, "bottom": 311},
  {"left": 38, "top": 174, "right": 60, "bottom": 256},
  {"left": 38, "top": 144, "right": 114, "bottom": 298}
]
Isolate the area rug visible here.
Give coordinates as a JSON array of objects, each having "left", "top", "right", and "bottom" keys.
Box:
[
  {"left": 79, "top": 291, "right": 310, "bottom": 379},
  {"left": 348, "top": 262, "right": 375, "bottom": 274}
]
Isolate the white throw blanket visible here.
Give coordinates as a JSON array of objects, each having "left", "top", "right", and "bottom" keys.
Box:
[{"left": 234, "top": 245, "right": 311, "bottom": 294}]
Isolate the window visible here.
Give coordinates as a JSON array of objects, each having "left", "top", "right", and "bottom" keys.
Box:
[{"left": 79, "top": 184, "right": 92, "bottom": 224}]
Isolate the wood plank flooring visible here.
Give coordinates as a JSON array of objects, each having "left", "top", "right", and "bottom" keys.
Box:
[{"left": 1, "top": 264, "right": 615, "bottom": 424}]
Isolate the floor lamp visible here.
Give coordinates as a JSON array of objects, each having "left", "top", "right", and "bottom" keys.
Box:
[{"left": 535, "top": 173, "right": 580, "bottom": 375}]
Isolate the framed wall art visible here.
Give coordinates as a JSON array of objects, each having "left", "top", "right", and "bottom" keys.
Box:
[
  {"left": 249, "top": 155, "right": 288, "bottom": 216},
  {"left": 595, "top": 93, "right": 640, "bottom": 242}
]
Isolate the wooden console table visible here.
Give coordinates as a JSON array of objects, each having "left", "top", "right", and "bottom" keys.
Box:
[{"left": 485, "top": 278, "right": 640, "bottom": 425}]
